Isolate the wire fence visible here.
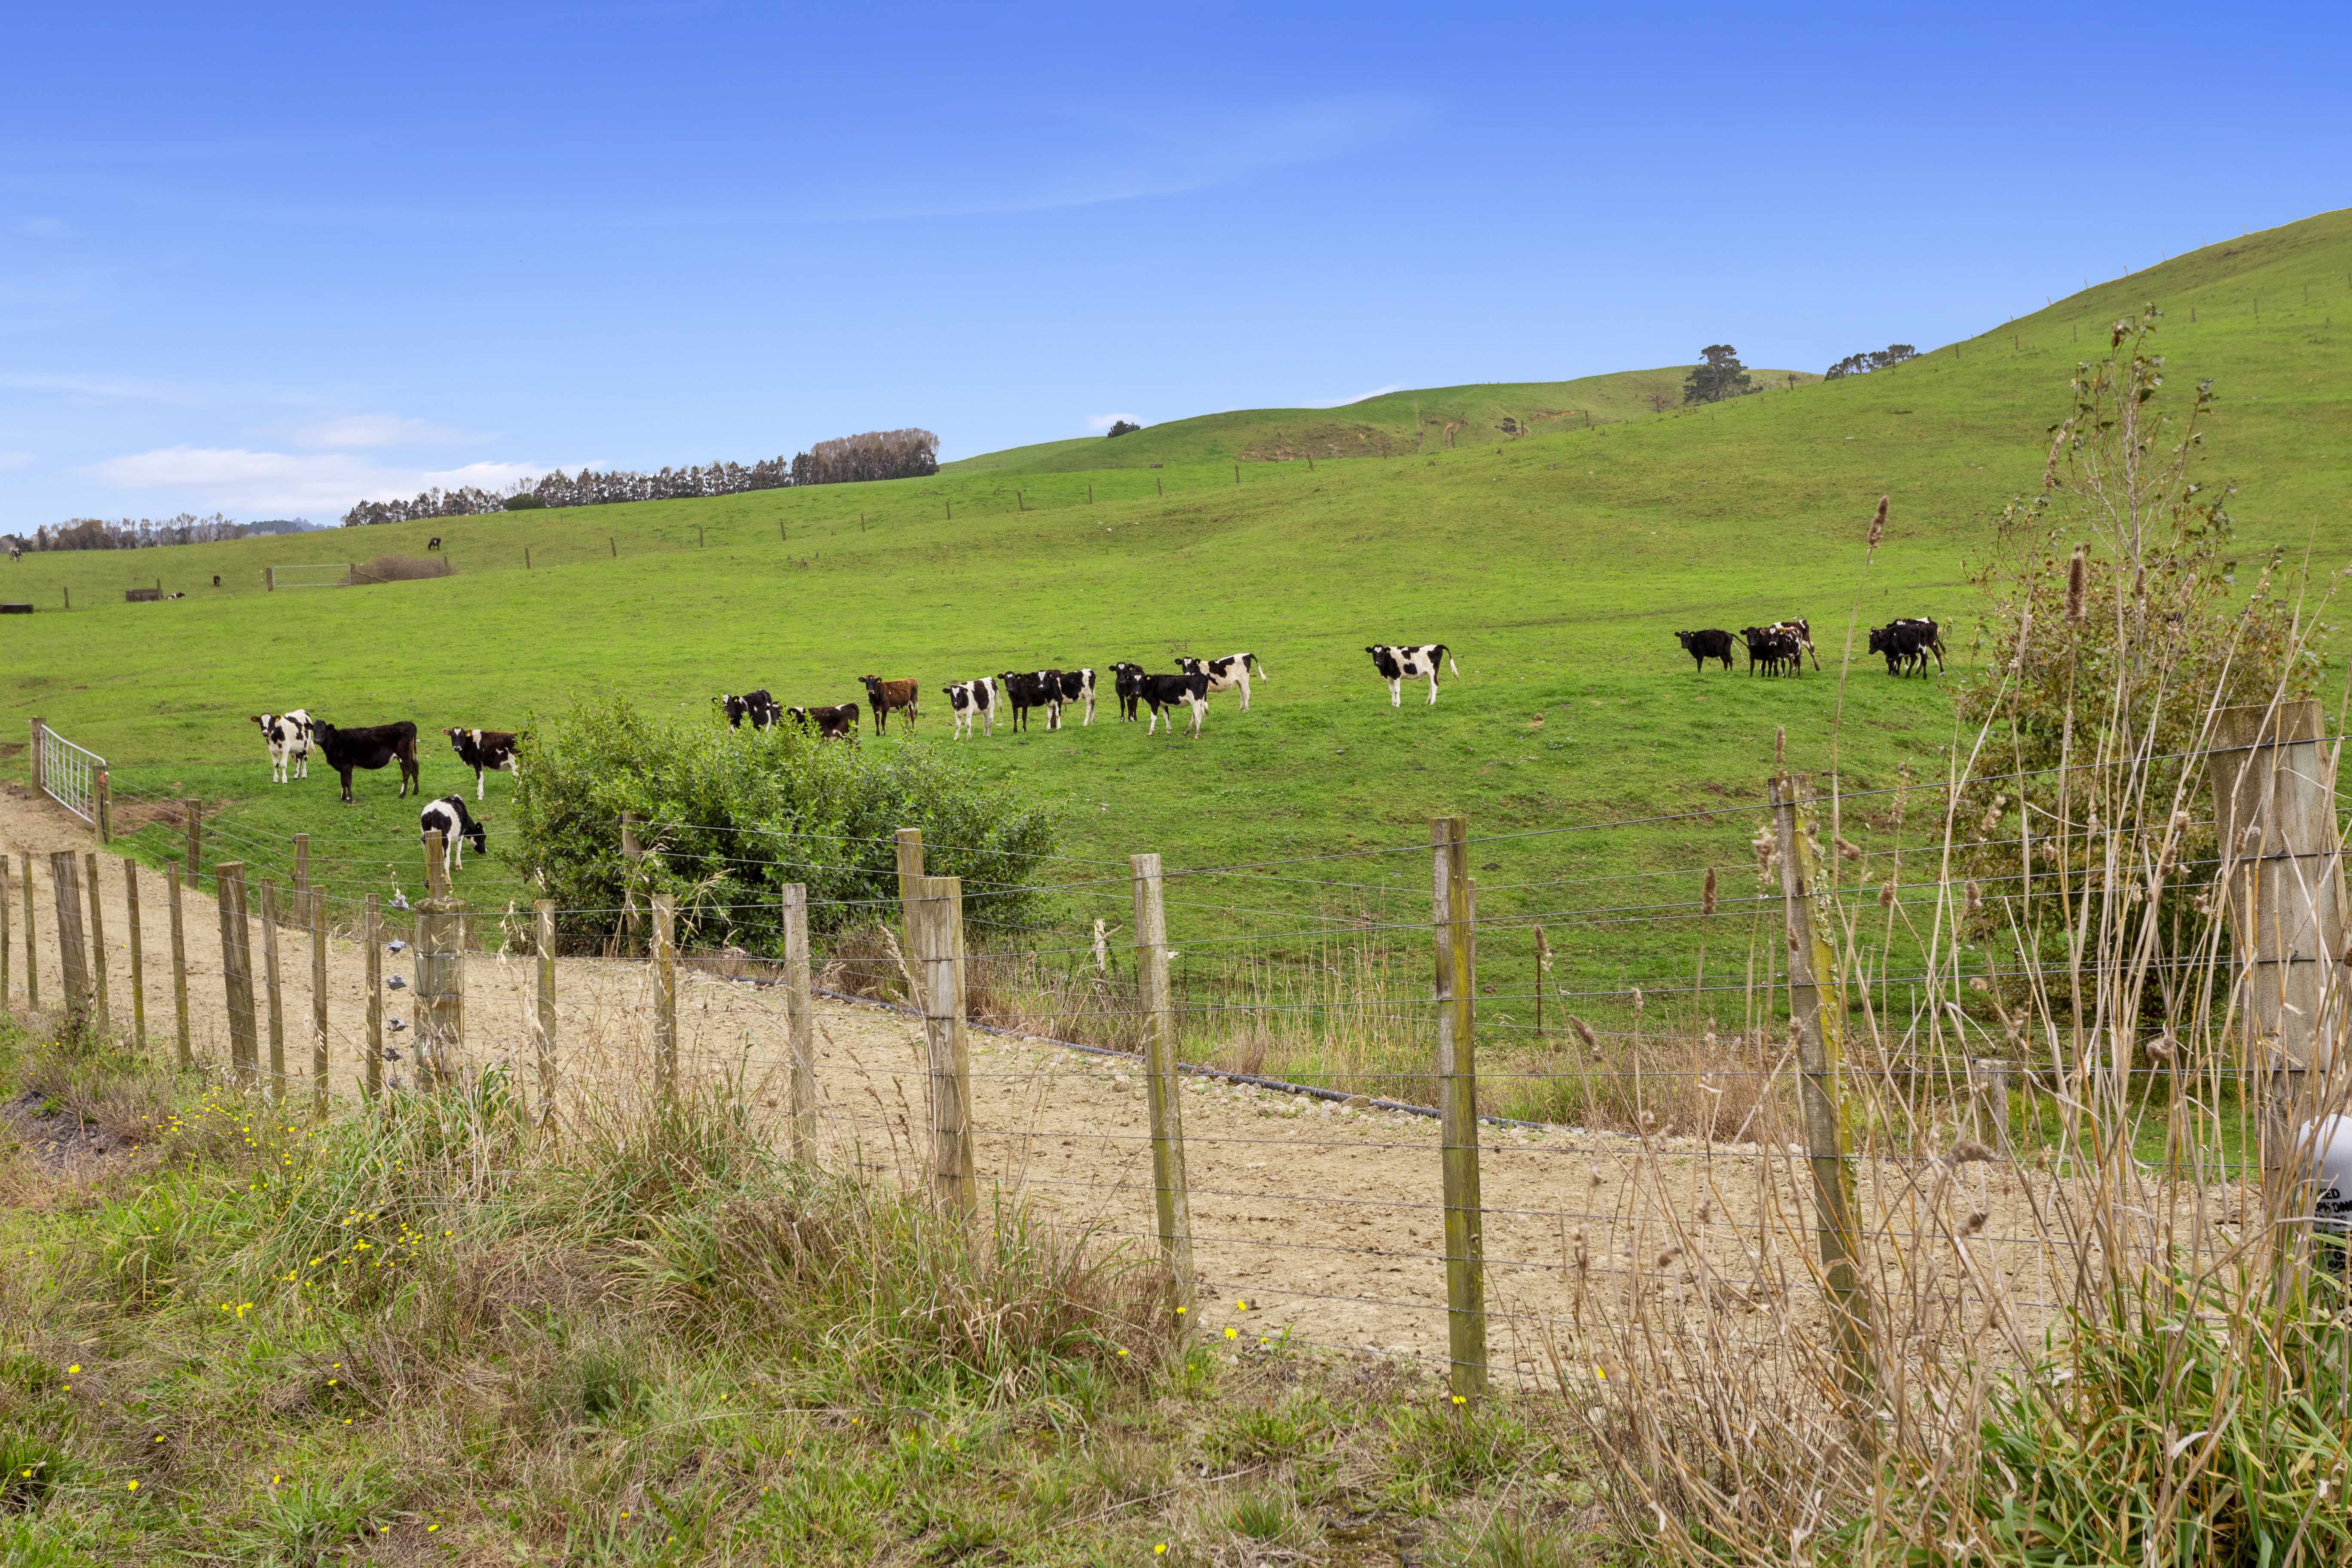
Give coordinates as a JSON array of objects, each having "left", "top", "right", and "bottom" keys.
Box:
[{"left": 9, "top": 727, "right": 2340, "bottom": 1401}]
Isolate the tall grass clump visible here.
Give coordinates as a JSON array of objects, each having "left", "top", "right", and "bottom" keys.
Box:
[
  {"left": 1571, "top": 308, "right": 2352, "bottom": 1565},
  {"left": 505, "top": 690, "right": 1058, "bottom": 950}
]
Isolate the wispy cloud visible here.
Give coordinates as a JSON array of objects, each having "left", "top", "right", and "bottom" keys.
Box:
[
  {"left": 18, "top": 216, "right": 70, "bottom": 239},
  {"left": 1300, "top": 383, "right": 1405, "bottom": 409},
  {"left": 83, "top": 446, "right": 539, "bottom": 518},
  {"left": 0, "top": 452, "right": 31, "bottom": 469},
  {"left": 1085, "top": 412, "right": 1139, "bottom": 433},
  {"left": 289, "top": 412, "right": 481, "bottom": 449}
]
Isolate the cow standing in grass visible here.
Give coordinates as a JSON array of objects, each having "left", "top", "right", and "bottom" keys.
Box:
[
  {"left": 443, "top": 728, "right": 519, "bottom": 799},
  {"left": 314, "top": 720, "right": 420, "bottom": 804},
  {"left": 861, "top": 676, "right": 920, "bottom": 733},
  {"left": 1050, "top": 668, "right": 1097, "bottom": 726},
  {"left": 251, "top": 710, "right": 315, "bottom": 783},
  {"left": 998, "top": 671, "right": 1059, "bottom": 733},
  {"left": 1138, "top": 670, "right": 1211, "bottom": 738},
  {"left": 419, "top": 796, "right": 487, "bottom": 877},
  {"left": 787, "top": 703, "right": 861, "bottom": 740},
  {"left": 943, "top": 678, "right": 995, "bottom": 739},
  {"left": 1110, "top": 662, "right": 1147, "bottom": 722},
  {"left": 1178, "top": 652, "right": 1265, "bottom": 712},
  {"left": 720, "top": 690, "right": 782, "bottom": 730},
  {"left": 1365, "top": 644, "right": 1456, "bottom": 706},
  {"left": 1675, "top": 630, "right": 1735, "bottom": 673}
]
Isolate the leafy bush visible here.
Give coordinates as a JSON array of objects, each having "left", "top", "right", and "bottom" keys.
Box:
[{"left": 504, "top": 691, "right": 1057, "bottom": 949}]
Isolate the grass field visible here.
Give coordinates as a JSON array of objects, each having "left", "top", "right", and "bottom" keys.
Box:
[{"left": 7, "top": 208, "right": 2351, "bottom": 1073}]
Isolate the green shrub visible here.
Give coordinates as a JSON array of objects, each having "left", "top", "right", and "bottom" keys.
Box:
[{"left": 504, "top": 690, "right": 1058, "bottom": 948}]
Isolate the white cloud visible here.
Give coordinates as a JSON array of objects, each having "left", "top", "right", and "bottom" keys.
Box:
[
  {"left": 0, "top": 452, "right": 31, "bottom": 469},
  {"left": 290, "top": 412, "right": 480, "bottom": 449},
  {"left": 1086, "top": 412, "right": 1139, "bottom": 433},
  {"left": 1300, "top": 383, "right": 1405, "bottom": 409},
  {"left": 83, "top": 446, "right": 540, "bottom": 518}
]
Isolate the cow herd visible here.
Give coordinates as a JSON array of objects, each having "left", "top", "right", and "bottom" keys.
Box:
[
  {"left": 720, "top": 654, "right": 1281, "bottom": 745},
  {"left": 247, "top": 712, "right": 521, "bottom": 879},
  {"left": 1674, "top": 617, "right": 1945, "bottom": 679}
]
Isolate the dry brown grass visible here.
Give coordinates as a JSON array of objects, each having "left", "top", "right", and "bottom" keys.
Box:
[{"left": 345, "top": 554, "right": 450, "bottom": 585}]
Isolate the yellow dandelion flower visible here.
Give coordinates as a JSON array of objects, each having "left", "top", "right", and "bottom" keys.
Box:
[
  {"left": 126, "top": 1480, "right": 138, "bottom": 1491},
  {"left": 67, "top": 1365, "right": 80, "bottom": 1374},
  {"left": 1452, "top": 1395, "right": 1466, "bottom": 1405},
  {"left": 427, "top": 1523, "right": 440, "bottom": 1533},
  {"left": 1224, "top": 1328, "right": 1238, "bottom": 1340}
]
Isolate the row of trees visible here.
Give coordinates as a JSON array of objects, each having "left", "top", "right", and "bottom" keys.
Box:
[
  {"left": 338, "top": 429, "right": 940, "bottom": 527},
  {"left": 2, "top": 513, "right": 250, "bottom": 552},
  {"left": 1825, "top": 343, "right": 1919, "bottom": 378}
]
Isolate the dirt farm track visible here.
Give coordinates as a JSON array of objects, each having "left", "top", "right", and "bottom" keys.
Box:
[{"left": 4, "top": 781, "right": 2142, "bottom": 1384}]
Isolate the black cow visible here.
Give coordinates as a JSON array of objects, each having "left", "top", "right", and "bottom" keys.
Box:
[
  {"left": 1868, "top": 618, "right": 1946, "bottom": 677},
  {"left": 419, "top": 795, "right": 487, "bottom": 876},
  {"left": 720, "top": 689, "right": 783, "bottom": 730},
  {"left": 998, "top": 671, "right": 1060, "bottom": 733},
  {"left": 443, "top": 727, "right": 520, "bottom": 800},
  {"left": 787, "top": 702, "right": 861, "bottom": 740},
  {"left": 1137, "top": 670, "right": 1211, "bottom": 738},
  {"left": 1739, "top": 626, "right": 1801, "bottom": 677},
  {"left": 1109, "top": 662, "right": 1148, "bottom": 722},
  {"left": 1675, "top": 629, "right": 1735, "bottom": 673},
  {"left": 313, "top": 720, "right": 421, "bottom": 804}
]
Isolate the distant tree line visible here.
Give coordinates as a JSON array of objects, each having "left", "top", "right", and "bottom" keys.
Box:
[
  {"left": 338, "top": 428, "right": 940, "bottom": 527},
  {"left": 1825, "top": 344, "right": 1919, "bottom": 379},
  {"left": 3, "top": 512, "right": 250, "bottom": 552}
]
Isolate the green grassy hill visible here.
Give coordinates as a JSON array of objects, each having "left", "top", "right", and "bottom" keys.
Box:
[
  {"left": 6, "top": 206, "right": 2349, "bottom": 1066},
  {"left": 939, "top": 366, "right": 1824, "bottom": 475}
]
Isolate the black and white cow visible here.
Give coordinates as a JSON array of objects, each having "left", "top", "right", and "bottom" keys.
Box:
[
  {"left": 1110, "top": 662, "right": 1148, "bottom": 722},
  {"left": 1049, "top": 667, "right": 1097, "bottom": 727},
  {"left": 1738, "top": 625, "right": 1801, "bottom": 677},
  {"left": 1138, "top": 670, "right": 1211, "bottom": 738},
  {"left": 1177, "top": 652, "right": 1266, "bottom": 712},
  {"left": 998, "top": 671, "right": 1060, "bottom": 733},
  {"left": 1674, "top": 630, "right": 1736, "bottom": 673},
  {"left": 1364, "top": 644, "right": 1458, "bottom": 707},
  {"left": 1868, "top": 618, "right": 1946, "bottom": 677},
  {"left": 419, "top": 796, "right": 487, "bottom": 877},
  {"left": 1765, "top": 617, "right": 1818, "bottom": 671},
  {"left": 250, "top": 710, "right": 314, "bottom": 784},
  {"left": 312, "top": 720, "right": 420, "bottom": 804},
  {"left": 942, "top": 677, "right": 996, "bottom": 739},
  {"left": 720, "top": 689, "right": 783, "bottom": 730},
  {"left": 786, "top": 702, "right": 861, "bottom": 740},
  {"left": 443, "top": 728, "right": 520, "bottom": 799}
]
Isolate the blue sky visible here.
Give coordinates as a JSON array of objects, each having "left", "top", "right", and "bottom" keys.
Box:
[{"left": 3, "top": 2, "right": 2344, "bottom": 529}]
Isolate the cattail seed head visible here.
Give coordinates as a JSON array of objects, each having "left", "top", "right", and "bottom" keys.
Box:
[
  {"left": 1966, "top": 879, "right": 1983, "bottom": 915},
  {"left": 1630, "top": 986, "right": 1645, "bottom": 1015},
  {"left": 1962, "top": 1210, "right": 1989, "bottom": 1237},
  {"left": 1657, "top": 1246, "right": 1682, "bottom": 1269},
  {"left": 1701, "top": 866, "right": 1718, "bottom": 916},
  {"left": 1946, "top": 1140, "right": 1995, "bottom": 1167},
  {"left": 2065, "top": 543, "right": 2089, "bottom": 624},
  {"left": 1878, "top": 879, "right": 1896, "bottom": 908},
  {"left": 1836, "top": 835, "right": 1863, "bottom": 861},
  {"left": 1867, "top": 494, "right": 1888, "bottom": 552},
  {"left": 1571, "top": 1015, "right": 1598, "bottom": 1050}
]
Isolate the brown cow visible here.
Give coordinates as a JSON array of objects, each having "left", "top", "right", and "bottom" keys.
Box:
[
  {"left": 788, "top": 703, "right": 861, "bottom": 741},
  {"left": 860, "top": 675, "right": 919, "bottom": 734}
]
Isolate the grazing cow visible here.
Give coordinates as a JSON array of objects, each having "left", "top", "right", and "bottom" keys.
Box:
[
  {"left": 942, "top": 677, "right": 996, "bottom": 739},
  {"left": 313, "top": 720, "right": 420, "bottom": 804},
  {"left": 1364, "top": 644, "right": 1458, "bottom": 707},
  {"left": 1049, "top": 667, "right": 1098, "bottom": 726},
  {"left": 250, "top": 710, "right": 315, "bottom": 784},
  {"left": 998, "top": 671, "right": 1060, "bottom": 734},
  {"left": 1738, "top": 625, "right": 1803, "bottom": 677},
  {"left": 1177, "top": 652, "right": 1266, "bottom": 712},
  {"left": 1110, "top": 662, "right": 1148, "bottom": 722},
  {"left": 787, "top": 702, "right": 861, "bottom": 740},
  {"left": 1868, "top": 618, "right": 1946, "bottom": 677},
  {"left": 419, "top": 795, "right": 487, "bottom": 876},
  {"left": 443, "top": 728, "right": 519, "bottom": 799},
  {"left": 1137, "top": 670, "right": 1211, "bottom": 738},
  {"left": 720, "top": 689, "right": 783, "bottom": 730},
  {"left": 860, "top": 675, "right": 920, "bottom": 734},
  {"left": 163, "top": 591, "right": 185, "bottom": 600},
  {"left": 1765, "top": 617, "right": 1818, "bottom": 670},
  {"left": 1675, "top": 630, "right": 1736, "bottom": 673}
]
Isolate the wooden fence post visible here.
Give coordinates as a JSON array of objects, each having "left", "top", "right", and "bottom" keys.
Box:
[
  {"left": 259, "top": 879, "right": 286, "bottom": 1099},
  {"left": 1431, "top": 818, "right": 1487, "bottom": 1398},
  {"left": 95, "top": 770, "right": 111, "bottom": 846},
  {"left": 781, "top": 883, "right": 818, "bottom": 1159},
  {"left": 0, "top": 855, "right": 10, "bottom": 1012},
  {"left": 424, "top": 829, "right": 447, "bottom": 900},
  {"left": 185, "top": 802, "right": 201, "bottom": 883},
  {"left": 168, "top": 864, "right": 190, "bottom": 1068},
  {"left": 1770, "top": 772, "right": 1872, "bottom": 1399},
  {"left": 82, "top": 852, "right": 110, "bottom": 1038},
  {"left": 309, "top": 887, "right": 329, "bottom": 1116},
  {"left": 2207, "top": 699, "right": 2346, "bottom": 1172},
  {"left": 364, "top": 894, "right": 382, "bottom": 1098},
  {"left": 293, "top": 833, "right": 309, "bottom": 897},
  {"left": 651, "top": 894, "right": 677, "bottom": 1102},
  {"left": 21, "top": 851, "right": 37, "bottom": 1012},
  {"left": 415, "top": 869, "right": 465, "bottom": 1093},
  {"left": 122, "top": 859, "right": 146, "bottom": 1055},
  {"left": 51, "top": 853, "right": 92, "bottom": 1032},
  {"left": 533, "top": 900, "right": 558, "bottom": 1125},
  {"left": 1132, "top": 853, "right": 1196, "bottom": 1314},
  {"left": 1970, "top": 1057, "right": 2012, "bottom": 1154},
  {"left": 25, "top": 720, "right": 39, "bottom": 787},
  {"left": 909, "top": 874, "right": 975, "bottom": 1213},
  {"left": 895, "top": 827, "right": 925, "bottom": 916},
  {"left": 217, "top": 863, "right": 257, "bottom": 1088}
]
